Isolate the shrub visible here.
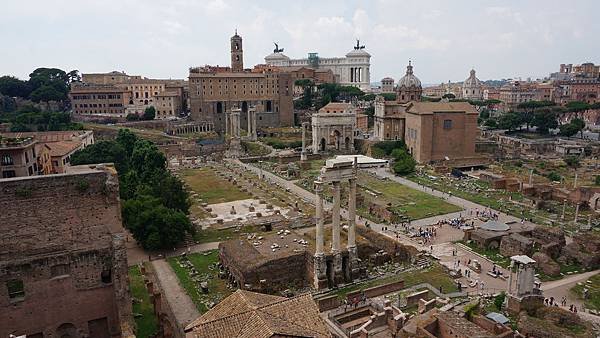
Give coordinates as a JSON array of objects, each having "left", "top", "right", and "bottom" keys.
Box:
[
  {"left": 547, "top": 171, "right": 561, "bottom": 182},
  {"left": 563, "top": 155, "right": 580, "bottom": 168},
  {"left": 494, "top": 292, "right": 506, "bottom": 310}
]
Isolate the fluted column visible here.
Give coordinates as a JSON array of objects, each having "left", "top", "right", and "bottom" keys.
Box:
[
  {"left": 301, "top": 122, "right": 308, "bottom": 161},
  {"left": 315, "top": 181, "right": 324, "bottom": 256},
  {"left": 332, "top": 181, "right": 341, "bottom": 253}
]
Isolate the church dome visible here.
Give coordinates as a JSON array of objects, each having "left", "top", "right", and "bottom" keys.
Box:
[
  {"left": 463, "top": 69, "right": 481, "bottom": 88},
  {"left": 398, "top": 61, "right": 421, "bottom": 88}
]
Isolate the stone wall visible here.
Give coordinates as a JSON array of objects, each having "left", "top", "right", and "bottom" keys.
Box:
[
  {"left": 499, "top": 233, "right": 533, "bottom": 257},
  {"left": 346, "top": 280, "right": 405, "bottom": 301},
  {"left": 0, "top": 165, "right": 132, "bottom": 338}
]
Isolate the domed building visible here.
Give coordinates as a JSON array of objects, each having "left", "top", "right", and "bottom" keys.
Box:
[
  {"left": 462, "top": 69, "right": 483, "bottom": 100},
  {"left": 397, "top": 61, "right": 422, "bottom": 103}
]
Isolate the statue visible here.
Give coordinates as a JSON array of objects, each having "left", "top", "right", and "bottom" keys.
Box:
[
  {"left": 354, "top": 39, "right": 365, "bottom": 50},
  {"left": 273, "top": 42, "right": 284, "bottom": 53}
]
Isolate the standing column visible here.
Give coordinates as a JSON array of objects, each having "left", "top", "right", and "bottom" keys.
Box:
[
  {"left": 347, "top": 178, "right": 357, "bottom": 249},
  {"left": 301, "top": 122, "right": 308, "bottom": 161},
  {"left": 247, "top": 110, "right": 252, "bottom": 138},
  {"left": 252, "top": 110, "right": 257, "bottom": 140},
  {"left": 313, "top": 180, "right": 326, "bottom": 289},
  {"left": 315, "top": 181, "right": 324, "bottom": 256},
  {"left": 332, "top": 181, "right": 341, "bottom": 253},
  {"left": 574, "top": 203, "right": 580, "bottom": 224},
  {"left": 225, "top": 113, "right": 230, "bottom": 136}
]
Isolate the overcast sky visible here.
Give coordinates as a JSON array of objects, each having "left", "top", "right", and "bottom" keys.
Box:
[{"left": 1, "top": 0, "right": 598, "bottom": 85}]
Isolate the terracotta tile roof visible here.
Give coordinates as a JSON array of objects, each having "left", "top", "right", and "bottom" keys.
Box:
[
  {"left": 46, "top": 140, "right": 82, "bottom": 157},
  {"left": 185, "top": 290, "right": 331, "bottom": 338}
]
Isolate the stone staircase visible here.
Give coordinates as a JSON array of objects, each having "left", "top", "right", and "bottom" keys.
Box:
[{"left": 415, "top": 256, "right": 431, "bottom": 269}]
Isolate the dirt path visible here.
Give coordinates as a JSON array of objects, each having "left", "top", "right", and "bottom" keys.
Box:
[{"left": 151, "top": 259, "right": 200, "bottom": 328}]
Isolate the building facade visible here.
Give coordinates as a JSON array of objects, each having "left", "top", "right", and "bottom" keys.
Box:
[
  {"left": 462, "top": 69, "right": 483, "bottom": 100},
  {"left": 499, "top": 81, "right": 536, "bottom": 109},
  {"left": 0, "top": 137, "right": 38, "bottom": 178},
  {"left": 312, "top": 102, "right": 356, "bottom": 153},
  {"left": 397, "top": 61, "right": 422, "bottom": 103},
  {"left": 71, "top": 74, "right": 186, "bottom": 119},
  {"left": 189, "top": 32, "right": 294, "bottom": 132},
  {"left": 0, "top": 165, "right": 132, "bottom": 338},
  {"left": 381, "top": 77, "right": 395, "bottom": 93},
  {"left": 264, "top": 41, "right": 371, "bottom": 91}
]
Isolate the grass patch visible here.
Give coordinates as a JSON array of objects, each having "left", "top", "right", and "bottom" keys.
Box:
[
  {"left": 129, "top": 265, "right": 158, "bottom": 338},
  {"left": 242, "top": 141, "right": 271, "bottom": 156},
  {"left": 571, "top": 273, "right": 600, "bottom": 311},
  {"left": 167, "top": 250, "right": 232, "bottom": 313},
  {"left": 332, "top": 263, "right": 457, "bottom": 299},
  {"left": 359, "top": 173, "right": 462, "bottom": 220},
  {"left": 181, "top": 168, "right": 251, "bottom": 204}
]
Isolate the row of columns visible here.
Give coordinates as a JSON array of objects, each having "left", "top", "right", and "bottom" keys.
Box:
[
  {"left": 350, "top": 67, "right": 363, "bottom": 83},
  {"left": 313, "top": 167, "right": 358, "bottom": 289},
  {"left": 246, "top": 108, "right": 257, "bottom": 141},
  {"left": 173, "top": 123, "right": 213, "bottom": 135},
  {"left": 225, "top": 110, "right": 241, "bottom": 138}
]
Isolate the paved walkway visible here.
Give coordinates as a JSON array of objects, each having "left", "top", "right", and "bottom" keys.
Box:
[{"left": 152, "top": 259, "right": 200, "bottom": 328}]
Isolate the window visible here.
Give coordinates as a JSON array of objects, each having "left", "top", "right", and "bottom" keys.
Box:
[
  {"left": 101, "top": 269, "right": 112, "bottom": 284},
  {"left": 2, "top": 170, "right": 16, "bottom": 178},
  {"left": 7, "top": 279, "right": 25, "bottom": 300},
  {"left": 51, "top": 264, "right": 70, "bottom": 278},
  {"left": 1, "top": 154, "right": 14, "bottom": 165},
  {"left": 443, "top": 119, "right": 453, "bottom": 129}
]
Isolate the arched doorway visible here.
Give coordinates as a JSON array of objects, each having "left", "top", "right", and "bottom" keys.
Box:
[
  {"left": 216, "top": 102, "right": 223, "bottom": 114},
  {"left": 320, "top": 138, "right": 326, "bottom": 152},
  {"left": 56, "top": 323, "right": 78, "bottom": 338},
  {"left": 344, "top": 137, "right": 351, "bottom": 151},
  {"left": 266, "top": 100, "right": 272, "bottom": 112},
  {"left": 241, "top": 101, "right": 248, "bottom": 113},
  {"left": 330, "top": 130, "right": 341, "bottom": 150}
]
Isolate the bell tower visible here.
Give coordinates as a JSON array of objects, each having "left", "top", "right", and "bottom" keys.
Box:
[{"left": 231, "top": 30, "right": 243, "bottom": 72}]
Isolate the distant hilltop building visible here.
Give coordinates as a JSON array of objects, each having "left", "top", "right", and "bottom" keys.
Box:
[
  {"left": 264, "top": 40, "right": 371, "bottom": 91},
  {"left": 550, "top": 62, "right": 600, "bottom": 81},
  {"left": 188, "top": 31, "right": 294, "bottom": 132},
  {"left": 462, "top": 69, "right": 483, "bottom": 100}
]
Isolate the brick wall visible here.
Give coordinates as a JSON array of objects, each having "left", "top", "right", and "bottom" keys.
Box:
[{"left": 0, "top": 166, "right": 132, "bottom": 337}]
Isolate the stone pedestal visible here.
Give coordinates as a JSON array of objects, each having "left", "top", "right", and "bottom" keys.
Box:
[
  {"left": 333, "top": 252, "right": 343, "bottom": 285},
  {"left": 313, "top": 254, "right": 328, "bottom": 289},
  {"left": 348, "top": 245, "right": 359, "bottom": 278}
]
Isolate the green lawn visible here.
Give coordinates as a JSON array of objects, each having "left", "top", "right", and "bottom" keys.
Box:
[
  {"left": 359, "top": 173, "right": 462, "bottom": 220},
  {"left": 167, "top": 250, "right": 232, "bottom": 313},
  {"left": 571, "top": 273, "right": 600, "bottom": 311},
  {"left": 129, "top": 265, "right": 158, "bottom": 338},
  {"left": 332, "top": 263, "right": 458, "bottom": 299},
  {"left": 242, "top": 141, "right": 271, "bottom": 156},
  {"left": 181, "top": 168, "right": 252, "bottom": 204},
  {"left": 461, "top": 241, "right": 511, "bottom": 269}
]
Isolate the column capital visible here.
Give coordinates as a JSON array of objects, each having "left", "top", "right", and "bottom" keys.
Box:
[{"left": 314, "top": 180, "right": 324, "bottom": 192}]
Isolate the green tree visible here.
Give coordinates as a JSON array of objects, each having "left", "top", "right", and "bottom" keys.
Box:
[
  {"left": 571, "top": 118, "right": 586, "bottom": 138},
  {"left": 0, "top": 76, "right": 32, "bottom": 98},
  {"left": 28, "top": 68, "right": 70, "bottom": 101},
  {"left": 142, "top": 106, "right": 156, "bottom": 120},
  {"left": 391, "top": 148, "right": 416, "bottom": 175},
  {"left": 563, "top": 155, "right": 580, "bottom": 168},
  {"left": 494, "top": 292, "right": 506, "bottom": 310},
  {"left": 532, "top": 110, "right": 558, "bottom": 134},
  {"left": 70, "top": 140, "right": 128, "bottom": 172},
  {"left": 381, "top": 93, "right": 397, "bottom": 101},
  {"left": 484, "top": 118, "right": 498, "bottom": 129},
  {"left": 126, "top": 113, "right": 140, "bottom": 121},
  {"left": 122, "top": 196, "right": 193, "bottom": 250},
  {"left": 565, "top": 101, "right": 590, "bottom": 112},
  {"left": 547, "top": 171, "right": 561, "bottom": 182},
  {"left": 558, "top": 123, "right": 579, "bottom": 137},
  {"left": 498, "top": 111, "right": 522, "bottom": 131},
  {"left": 442, "top": 93, "right": 455, "bottom": 99}
]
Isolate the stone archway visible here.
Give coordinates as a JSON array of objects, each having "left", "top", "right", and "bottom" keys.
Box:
[
  {"left": 590, "top": 193, "right": 600, "bottom": 211},
  {"left": 344, "top": 136, "right": 351, "bottom": 151},
  {"left": 56, "top": 323, "right": 78, "bottom": 338},
  {"left": 216, "top": 102, "right": 223, "bottom": 114},
  {"left": 242, "top": 101, "right": 248, "bottom": 113},
  {"left": 320, "top": 138, "right": 326, "bottom": 152},
  {"left": 330, "top": 130, "right": 341, "bottom": 150}
]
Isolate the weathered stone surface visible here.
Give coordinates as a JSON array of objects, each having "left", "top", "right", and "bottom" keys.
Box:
[
  {"left": 531, "top": 226, "right": 565, "bottom": 246},
  {"left": 532, "top": 252, "right": 560, "bottom": 276},
  {"left": 500, "top": 233, "right": 533, "bottom": 257},
  {"left": 0, "top": 165, "right": 132, "bottom": 338}
]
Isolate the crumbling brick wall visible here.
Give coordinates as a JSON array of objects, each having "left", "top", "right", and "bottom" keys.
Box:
[{"left": 0, "top": 165, "right": 132, "bottom": 338}]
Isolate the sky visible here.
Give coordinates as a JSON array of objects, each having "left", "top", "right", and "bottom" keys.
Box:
[{"left": 1, "top": 0, "right": 598, "bottom": 85}]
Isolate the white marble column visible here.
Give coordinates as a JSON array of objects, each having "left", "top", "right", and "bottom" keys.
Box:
[
  {"left": 315, "top": 181, "right": 324, "bottom": 256},
  {"left": 332, "top": 181, "right": 341, "bottom": 253}
]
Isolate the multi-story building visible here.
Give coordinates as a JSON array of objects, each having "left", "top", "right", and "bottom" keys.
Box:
[
  {"left": 275, "top": 66, "right": 335, "bottom": 96},
  {"left": 0, "top": 136, "right": 38, "bottom": 178},
  {"left": 373, "top": 62, "right": 479, "bottom": 164},
  {"left": 381, "top": 77, "right": 395, "bottom": 93},
  {"left": 264, "top": 41, "right": 371, "bottom": 91},
  {"left": 70, "top": 83, "right": 129, "bottom": 116},
  {"left": 71, "top": 73, "right": 186, "bottom": 119},
  {"left": 0, "top": 164, "right": 133, "bottom": 338},
  {"left": 0, "top": 131, "right": 95, "bottom": 176},
  {"left": 188, "top": 32, "right": 294, "bottom": 132},
  {"left": 499, "top": 81, "right": 536, "bottom": 109},
  {"left": 533, "top": 83, "right": 556, "bottom": 102},
  {"left": 552, "top": 62, "right": 600, "bottom": 80}
]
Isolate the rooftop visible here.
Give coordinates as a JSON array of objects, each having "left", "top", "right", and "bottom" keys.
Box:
[
  {"left": 46, "top": 140, "right": 82, "bottom": 157},
  {"left": 185, "top": 290, "right": 330, "bottom": 338}
]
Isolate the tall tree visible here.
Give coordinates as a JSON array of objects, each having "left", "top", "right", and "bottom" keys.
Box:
[{"left": 532, "top": 109, "right": 558, "bottom": 134}]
